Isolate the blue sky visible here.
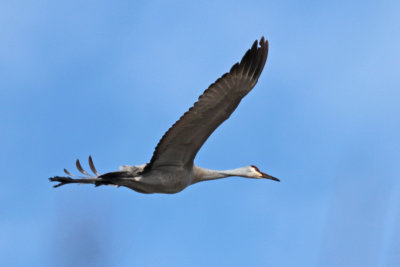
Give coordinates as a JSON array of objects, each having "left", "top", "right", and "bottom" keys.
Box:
[{"left": 1, "top": 0, "right": 399, "bottom": 266}]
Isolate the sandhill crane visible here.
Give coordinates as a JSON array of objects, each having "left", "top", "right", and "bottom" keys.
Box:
[{"left": 49, "top": 37, "right": 279, "bottom": 194}]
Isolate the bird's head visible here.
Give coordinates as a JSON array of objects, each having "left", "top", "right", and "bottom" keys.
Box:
[{"left": 249, "top": 165, "right": 280, "bottom": 181}]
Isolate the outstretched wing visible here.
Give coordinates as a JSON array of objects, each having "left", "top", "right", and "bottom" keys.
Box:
[{"left": 144, "top": 37, "right": 269, "bottom": 172}]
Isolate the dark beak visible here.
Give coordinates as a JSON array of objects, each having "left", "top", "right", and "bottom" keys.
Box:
[{"left": 261, "top": 172, "right": 280, "bottom": 182}]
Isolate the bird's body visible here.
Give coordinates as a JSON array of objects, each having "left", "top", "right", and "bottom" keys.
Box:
[{"left": 50, "top": 37, "right": 279, "bottom": 194}]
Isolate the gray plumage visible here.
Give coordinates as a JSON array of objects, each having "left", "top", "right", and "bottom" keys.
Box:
[{"left": 49, "top": 37, "right": 279, "bottom": 194}]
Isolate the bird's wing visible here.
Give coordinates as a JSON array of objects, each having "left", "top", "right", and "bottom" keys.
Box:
[{"left": 144, "top": 37, "right": 269, "bottom": 173}]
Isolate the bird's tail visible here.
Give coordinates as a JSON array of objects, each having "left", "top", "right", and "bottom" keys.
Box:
[{"left": 49, "top": 156, "right": 122, "bottom": 188}]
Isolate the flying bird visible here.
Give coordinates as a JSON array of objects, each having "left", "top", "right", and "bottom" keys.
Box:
[{"left": 49, "top": 37, "right": 279, "bottom": 194}]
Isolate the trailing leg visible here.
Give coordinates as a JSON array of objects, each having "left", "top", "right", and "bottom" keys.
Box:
[{"left": 49, "top": 176, "right": 103, "bottom": 188}]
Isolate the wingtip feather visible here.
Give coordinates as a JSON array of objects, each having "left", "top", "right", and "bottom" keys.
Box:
[
  {"left": 64, "top": 168, "right": 74, "bottom": 176},
  {"left": 76, "top": 159, "right": 90, "bottom": 176},
  {"left": 88, "top": 155, "right": 100, "bottom": 176}
]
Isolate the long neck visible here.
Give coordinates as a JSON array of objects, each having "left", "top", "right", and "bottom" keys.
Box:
[{"left": 193, "top": 166, "right": 250, "bottom": 183}]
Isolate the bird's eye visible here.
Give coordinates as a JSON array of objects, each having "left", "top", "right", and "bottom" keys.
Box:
[{"left": 250, "top": 165, "right": 260, "bottom": 172}]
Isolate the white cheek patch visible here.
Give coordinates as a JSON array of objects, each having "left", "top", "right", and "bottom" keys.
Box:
[{"left": 251, "top": 168, "right": 262, "bottom": 178}]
